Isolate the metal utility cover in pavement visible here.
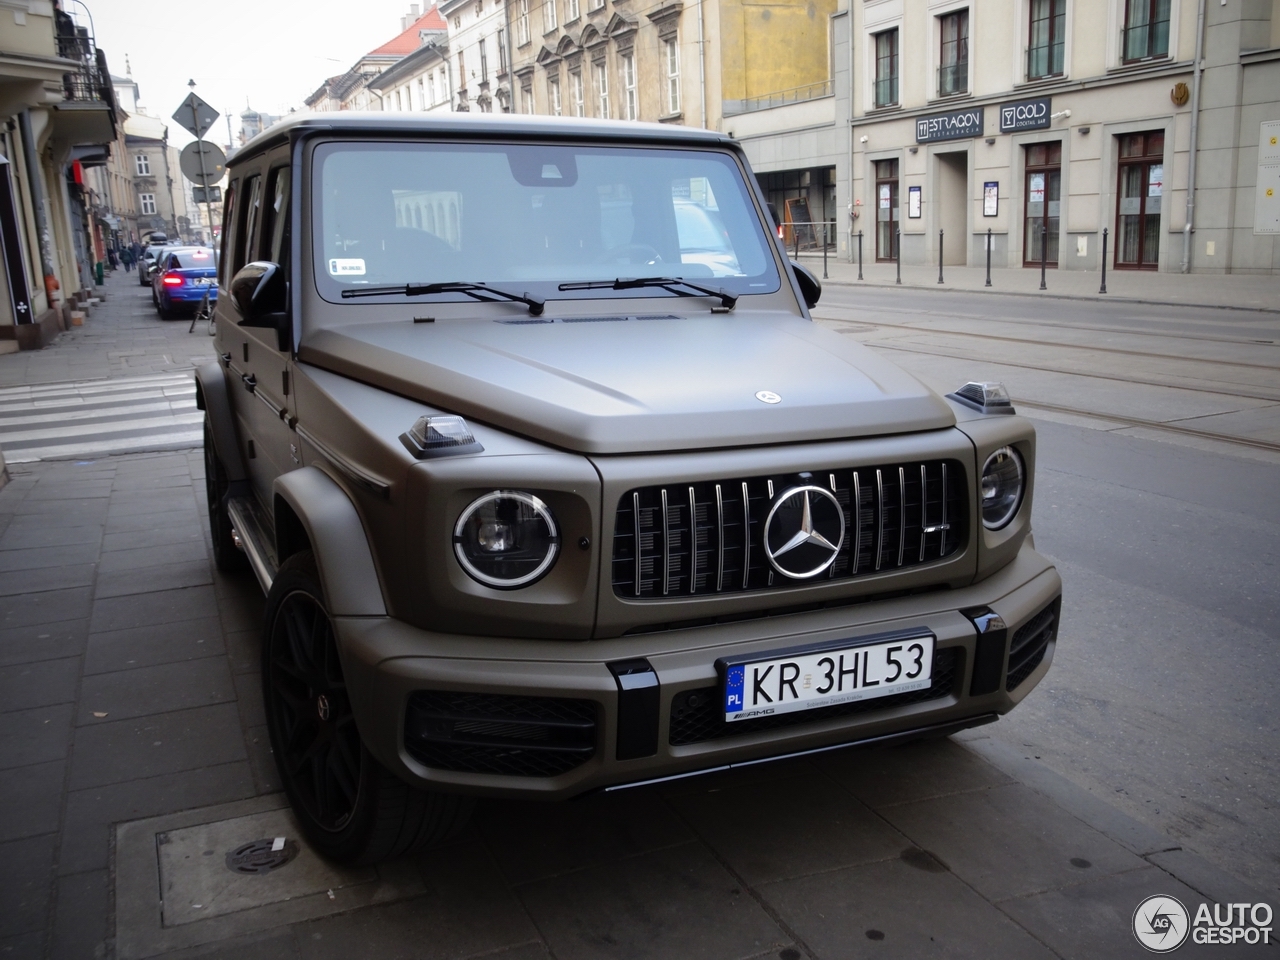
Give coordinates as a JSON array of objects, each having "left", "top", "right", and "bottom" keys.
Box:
[
  {"left": 172, "top": 93, "right": 219, "bottom": 140},
  {"left": 114, "top": 796, "right": 424, "bottom": 958}
]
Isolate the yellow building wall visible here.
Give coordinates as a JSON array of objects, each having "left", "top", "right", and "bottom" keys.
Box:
[{"left": 719, "top": 0, "right": 838, "bottom": 101}]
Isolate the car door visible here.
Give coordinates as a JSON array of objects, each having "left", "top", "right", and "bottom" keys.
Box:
[{"left": 218, "top": 154, "right": 297, "bottom": 511}]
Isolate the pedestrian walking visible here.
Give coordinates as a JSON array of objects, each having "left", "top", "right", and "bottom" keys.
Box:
[
  {"left": 121, "top": 247, "right": 134, "bottom": 272},
  {"left": 107, "top": 247, "right": 118, "bottom": 270}
]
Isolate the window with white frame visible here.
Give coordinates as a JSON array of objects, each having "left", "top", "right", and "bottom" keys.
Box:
[
  {"left": 418, "top": 77, "right": 426, "bottom": 108},
  {"left": 522, "top": 85, "right": 534, "bottom": 113},
  {"left": 139, "top": 193, "right": 156, "bottom": 215},
  {"left": 590, "top": 0, "right": 603, "bottom": 11},
  {"left": 594, "top": 61, "right": 609, "bottom": 117},
  {"left": 873, "top": 28, "right": 899, "bottom": 107},
  {"left": 544, "top": 0, "right": 557, "bottom": 32},
  {"left": 567, "top": 0, "right": 579, "bottom": 18},
  {"left": 428, "top": 72, "right": 437, "bottom": 104},
  {"left": 480, "top": 37, "right": 489, "bottom": 81},
  {"left": 570, "top": 70, "right": 584, "bottom": 116},
  {"left": 497, "top": 28, "right": 507, "bottom": 72},
  {"left": 517, "top": 0, "right": 530, "bottom": 43},
  {"left": 134, "top": 153, "right": 150, "bottom": 176},
  {"left": 1123, "top": 0, "right": 1170, "bottom": 60},
  {"left": 395, "top": 88, "right": 403, "bottom": 110},
  {"left": 937, "top": 9, "right": 968, "bottom": 97},
  {"left": 548, "top": 76, "right": 562, "bottom": 115},
  {"left": 622, "top": 53, "right": 637, "bottom": 119},
  {"left": 664, "top": 38, "right": 680, "bottom": 114}
]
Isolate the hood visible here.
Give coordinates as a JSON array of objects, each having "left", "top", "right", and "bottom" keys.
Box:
[{"left": 299, "top": 312, "right": 955, "bottom": 455}]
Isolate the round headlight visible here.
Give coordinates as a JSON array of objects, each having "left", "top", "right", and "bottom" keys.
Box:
[
  {"left": 981, "top": 446, "right": 1024, "bottom": 530},
  {"left": 454, "top": 491, "right": 559, "bottom": 588}
]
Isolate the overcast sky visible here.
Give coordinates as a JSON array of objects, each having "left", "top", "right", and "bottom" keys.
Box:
[{"left": 83, "top": 0, "right": 423, "bottom": 149}]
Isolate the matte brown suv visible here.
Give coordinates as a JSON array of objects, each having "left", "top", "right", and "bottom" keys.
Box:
[{"left": 197, "top": 113, "right": 1062, "bottom": 864}]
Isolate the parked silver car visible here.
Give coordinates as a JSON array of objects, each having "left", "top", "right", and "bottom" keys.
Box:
[{"left": 197, "top": 113, "right": 1061, "bottom": 865}]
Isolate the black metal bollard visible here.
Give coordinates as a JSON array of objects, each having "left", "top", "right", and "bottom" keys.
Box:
[
  {"left": 857, "top": 230, "right": 863, "bottom": 281},
  {"left": 895, "top": 228, "right": 902, "bottom": 285},
  {"left": 1039, "top": 225, "right": 1047, "bottom": 291},
  {"left": 1099, "top": 227, "right": 1108, "bottom": 294},
  {"left": 985, "top": 228, "right": 992, "bottom": 287},
  {"left": 938, "top": 229, "right": 945, "bottom": 284},
  {"left": 822, "top": 223, "right": 828, "bottom": 280},
  {"left": 794, "top": 228, "right": 800, "bottom": 261}
]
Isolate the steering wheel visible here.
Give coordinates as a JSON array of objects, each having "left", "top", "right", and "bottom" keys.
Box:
[{"left": 596, "top": 244, "right": 664, "bottom": 267}]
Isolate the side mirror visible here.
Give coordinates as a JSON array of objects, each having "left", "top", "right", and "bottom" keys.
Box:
[
  {"left": 230, "top": 261, "right": 291, "bottom": 351},
  {"left": 790, "top": 260, "right": 822, "bottom": 309}
]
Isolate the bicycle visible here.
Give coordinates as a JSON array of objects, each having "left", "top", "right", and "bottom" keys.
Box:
[{"left": 189, "top": 289, "right": 215, "bottom": 336}]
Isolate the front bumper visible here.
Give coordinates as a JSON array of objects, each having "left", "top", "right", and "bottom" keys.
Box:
[{"left": 336, "top": 541, "right": 1061, "bottom": 799}]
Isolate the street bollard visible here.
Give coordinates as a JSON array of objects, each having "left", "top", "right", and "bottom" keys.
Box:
[
  {"left": 895, "top": 228, "right": 902, "bottom": 285},
  {"left": 1039, "top": 225, "right": 1047, "bottom": 291},
  {"left": 938, "top": 229, "right": 944, "bottom": 284},
  {"left": 822, "top": 223, "right": 828, "bottom": 280},
  {"left": 857, "top": 230, "right": 863, "bottom": 281},
  {"left": 1099, "top": 227, "right": 1109, "bottom": 294},
  {"left": 794, "top": 228, "right": 799, "bottom": 261},
  {"left": 985, "top": 228, "right": 992, "bottom": 287}
]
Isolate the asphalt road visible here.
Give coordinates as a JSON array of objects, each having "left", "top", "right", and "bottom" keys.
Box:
[{"left": 816, "top": 285, "right": 1280, "bottom": 894}]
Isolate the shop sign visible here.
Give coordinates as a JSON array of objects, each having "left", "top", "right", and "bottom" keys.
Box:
[
  {"left": 908, "top": 185, "right": 922, "bottom": 218},
  {"left": 916, "top": 107, "right": 984, "bottom": 143},
  {"left": 1000, "top": 98, "right": 1052, "bottom": 133}
]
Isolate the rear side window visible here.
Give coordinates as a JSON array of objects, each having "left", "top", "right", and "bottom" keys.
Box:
[
  {"left": 234, "top": 174, "right": 262, "bottom": 275},
  {"left": 218, "top": 183, "right": 236, "bottom": 286}
]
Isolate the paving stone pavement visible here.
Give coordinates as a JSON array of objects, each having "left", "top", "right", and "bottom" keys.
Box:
[{"left": 0, "top": 270, "right": 1274, "bottom": 960}]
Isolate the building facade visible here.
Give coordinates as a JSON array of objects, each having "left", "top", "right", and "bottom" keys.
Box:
[
  {"left": 845, "top": 0, "right": 1280, "bottom": 273},
  {"left": 440, "top": 0, "right": 508, "bottom": 112}
]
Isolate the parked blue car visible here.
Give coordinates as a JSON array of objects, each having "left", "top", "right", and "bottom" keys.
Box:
[{"left": 152, "top": 247, "right": 218, "bottom": 319}]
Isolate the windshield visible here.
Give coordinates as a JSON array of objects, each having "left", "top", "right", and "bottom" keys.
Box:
[
  {"left": 313, "top": 141, "right": 780, "bottom": 304},
  {"left": 172, "top": 250, "right": 217, "bottom": 270}
]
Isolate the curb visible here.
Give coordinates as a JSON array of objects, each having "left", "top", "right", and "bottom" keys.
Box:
[{"left": 810, "top": 273, "right": 1280, "bottom": 316}]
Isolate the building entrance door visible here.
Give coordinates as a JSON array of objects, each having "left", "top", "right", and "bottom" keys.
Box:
[
  {"left": 1023, "top": 141, "right": 1061, "bottom": 267},
  {"left": 1115, "top": 131, "right": 1163, "bottom": 269},
  {"left": 875, "top": 159, "right": 899, "bottom": 261},
  {"left": 936, "top": 151, "right": 968, "bottom": 264}
]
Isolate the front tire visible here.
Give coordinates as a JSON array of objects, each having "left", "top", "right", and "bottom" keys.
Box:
[{"left": 262, "top": 552, "right": 472, "bottom": 865}]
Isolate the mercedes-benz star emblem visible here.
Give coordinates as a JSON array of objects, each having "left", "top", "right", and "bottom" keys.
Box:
[
  {"left": 763, "top": 485, "right": 845, "bottom": 579},
  {"left": 316, "top": 694, "right": 331, "bottom": 722},
  {"left": 755, "top": 390, "right": 782, "bottom": 404}
]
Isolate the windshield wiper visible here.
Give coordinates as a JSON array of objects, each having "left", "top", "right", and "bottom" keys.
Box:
[
  {"left": 341, "top": 281, "right": 544, "bottom": 316},
  {"left": 557, "top": 276, "right": 736, "bottom": 311}
]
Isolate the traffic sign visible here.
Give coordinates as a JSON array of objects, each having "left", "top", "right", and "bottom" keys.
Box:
[
  {"left": 172, "top": 92, "right": 219, "bottom": 140},
  {"left": 180, "top": 141, "right": 226, "bottom": 187},
  {"left": 192, "top": 186, "right": 222, "bottom": 205}
]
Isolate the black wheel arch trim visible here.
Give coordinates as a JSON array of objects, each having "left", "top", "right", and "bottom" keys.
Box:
[{"left": 194, "top": 363, "right": 248, "bottom": 485}]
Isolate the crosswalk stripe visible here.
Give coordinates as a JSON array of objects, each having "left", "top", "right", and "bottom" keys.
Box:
[{"left": 0, "top": 372, "right": 206, "bottom": 463}]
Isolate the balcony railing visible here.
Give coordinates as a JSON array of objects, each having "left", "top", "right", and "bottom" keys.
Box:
[
  {"left": 937, "top": 61, "right": 968, "bottom": 97},
  {"left": 55, "top": 12, "right": 115, "bottom": 110},
  {"left": 1122, "top": 19, "right": 1169, "bottom": 61},
  {"left": 722, "top": 79, "right": 833, "bottom": 116},
  {"left": 873, "top": 76, "right": 898, "bottom": 108},
  {"left": 1026, "top": 42, "right": 1065, "bottom": 79}
]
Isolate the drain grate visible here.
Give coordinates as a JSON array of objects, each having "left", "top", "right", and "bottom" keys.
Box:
[{"left": 224, "top": 838, "right": 299, "bottom": 875}]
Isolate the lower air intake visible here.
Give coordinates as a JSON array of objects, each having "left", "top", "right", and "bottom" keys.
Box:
[
  {"left": 404, "top": 691, "right": 598, "bottom": 777},
  {"left": 1006, "top": 598, "right": 1059, "bottom": 692}
]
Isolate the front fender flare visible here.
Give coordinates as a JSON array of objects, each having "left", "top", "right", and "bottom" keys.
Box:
[
  {"left": 193, "top": 362, "right": 247, "bottom": 484},
  {"left": 273, "top": 467, "right": 387, "bottom": 618}
]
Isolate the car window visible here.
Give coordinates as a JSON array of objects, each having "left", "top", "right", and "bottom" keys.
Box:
[
  {"left": 219, "top": 182, "right": 236, "bottom": 286},
  {"left": 313, "top": 142, "right": 779, "bottom": 303},
  {"left": 234, "top": 174, "right": 262, "bottom": 274},
  {"left": 172, "top": 250, "right": 216, "bottom": 270},
  {"left": 265, "top": 166, "right": 291, "bottom": 267}
]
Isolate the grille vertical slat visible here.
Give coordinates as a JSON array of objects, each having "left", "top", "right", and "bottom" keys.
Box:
[{"left": 614, "top": 460, "right": 967, "bottom": 600}]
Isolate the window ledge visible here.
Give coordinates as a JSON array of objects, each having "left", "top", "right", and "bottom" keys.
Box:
[
  {"left": 1108, "top": 55, "right": 1171, "bottom": 75},
  {"left": 658, "top": 111, "right": 684, "bottom": 123},
  {"left": 1013, "top": 74, "right": 1066, "bottom": 91},
  {"left": 867, "top": 103, "right": 902, "bottom": 115},
  {"left": 927, "top": 91, "right": 972, "bottom": 104},
  {"left": 563, "top": 15, "right": 580, "bottom": 26}
]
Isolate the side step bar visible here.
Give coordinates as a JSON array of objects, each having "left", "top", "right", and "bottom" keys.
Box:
[{"left": 226, "top": 495, "right": 279, "bottom": 594}]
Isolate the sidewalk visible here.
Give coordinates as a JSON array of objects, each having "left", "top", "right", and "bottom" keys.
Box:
[{"left": 796, "top": 251, "right": 1280, "bottom": 311}]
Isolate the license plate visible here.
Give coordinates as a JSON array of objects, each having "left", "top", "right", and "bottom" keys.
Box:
[
  {"left": 721, "top": 633, "right": 935, "bottom": 722},
  {"left": 191, "top": 277, "right": 214, "bottom": 285}
]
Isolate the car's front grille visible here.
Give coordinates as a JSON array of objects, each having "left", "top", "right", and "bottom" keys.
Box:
[
  {"left": 612, "top": 460, "right": 967, "bottom": 599},
  {"left": 668, "top": 647, "right": 961, "bottom": 745},
  {"left": 1006, "top": 598, "right": 1059, "bottom": 691},
  {"left": 404, "top": 691, "right": 598, "bottom": 777}
]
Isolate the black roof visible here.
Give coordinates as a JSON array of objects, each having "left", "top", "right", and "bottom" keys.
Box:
[{"left": 231, "top": 111, "right": 736, "bottom": 167}]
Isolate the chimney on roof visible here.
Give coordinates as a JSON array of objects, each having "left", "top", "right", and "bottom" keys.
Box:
[{"left": 401, "top": 3, "right": 421, "bottom": 29}]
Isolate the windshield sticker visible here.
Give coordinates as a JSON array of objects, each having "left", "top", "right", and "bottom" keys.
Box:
[{"left": 329, "top": 258, "right": 366, "bottom": 276}]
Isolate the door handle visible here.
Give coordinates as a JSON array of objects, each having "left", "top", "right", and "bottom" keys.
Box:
[
  {"left": 220, "top": 352, "right": 231, "bottom": 366},
  {"left": 241, "top": 373, "right": 257, "bottom": 393}
]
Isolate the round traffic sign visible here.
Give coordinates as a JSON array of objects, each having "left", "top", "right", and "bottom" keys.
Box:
[{"left": 179, "top": 141, "right": 226, "bottom": 187}]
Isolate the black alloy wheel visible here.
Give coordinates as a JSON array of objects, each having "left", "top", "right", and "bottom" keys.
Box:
[
  {"left": 203, "top": 418, "right": 248, "bottom": 573},
  {"left": 266, "top": 577, "right": 362, "bottom": 833},
  {"left": 262, "top": 552, "right": 473, "bottom": 864}
]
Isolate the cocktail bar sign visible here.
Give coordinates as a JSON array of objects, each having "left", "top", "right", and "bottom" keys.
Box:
[
  {"left": 916, "top": 108, "right": 984, "bottom": 143},
  {"left": 1000, "top": 98, "right": 1052, "bottom": 133}
]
